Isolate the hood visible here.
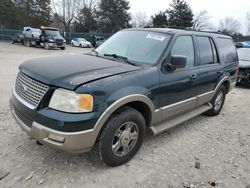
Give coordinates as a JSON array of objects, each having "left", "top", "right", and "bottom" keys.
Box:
[
  {"left": 239, "top": 60, "right": 250, "bottom": 68},
  {"left": 20, "top": 54, "right": 141, "bottom": 90}
]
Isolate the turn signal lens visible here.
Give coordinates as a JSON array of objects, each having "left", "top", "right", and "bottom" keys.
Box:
[{"left": 78, "top": 94, "right": 93, "bottom": 111}]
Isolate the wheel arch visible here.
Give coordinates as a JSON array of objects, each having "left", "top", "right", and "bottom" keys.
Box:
[
  {"left": 92, "top": 94, "right": 155, "bottom": 142},
  {"left": 215, "top": 76, "right": 231, "bottom": 94}
]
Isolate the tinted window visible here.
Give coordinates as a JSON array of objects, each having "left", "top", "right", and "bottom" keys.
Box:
[
  {"left": 217, "top": 38, "right": 237, "bottom": 63},
  {"left": 210, "top": 38, "right": 219, "bottom": 63},
  {"left": 197, "top": 36, "right": 214, "bottom": 65},
  {"left": 170, "top": 36, "right": 194, "bottom": 68}
]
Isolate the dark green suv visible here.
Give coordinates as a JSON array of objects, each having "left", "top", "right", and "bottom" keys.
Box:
[{"left": 10, "top": 28, "right": 238, "bottom": 166}]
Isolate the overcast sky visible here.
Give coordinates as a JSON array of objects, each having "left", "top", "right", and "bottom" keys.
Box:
[{"left": 128, "top": 0, "right": 250, "bottom": 33}]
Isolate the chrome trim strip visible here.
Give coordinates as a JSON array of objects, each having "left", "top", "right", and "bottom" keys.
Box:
[
  {"left": 160, "top": 97, "right": 196, "bottom": 111},
  {"left": 155, "top": 91, "right": 214, "bottom": 112},
  {"left": 197, "top": 91, "right": 214, "bottom": 98}
]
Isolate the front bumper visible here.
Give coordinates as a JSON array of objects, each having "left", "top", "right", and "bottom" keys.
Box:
[
  {"left": 10, "top": 96, "right": 99, "bottom": 153},
  {"left": 48, "top": 42, "right": 66, "bottom": 48}
]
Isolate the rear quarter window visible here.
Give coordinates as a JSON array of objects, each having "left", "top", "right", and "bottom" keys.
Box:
[{"left": 216, "top": 38, "right": 237, "bottom": 64}]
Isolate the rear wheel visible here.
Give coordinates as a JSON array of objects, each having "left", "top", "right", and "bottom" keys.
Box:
[
  {"left": 204, "top": 85, "right": 226, "bottom": 116},
  {"left": 97, "top": 106, "right": 146, "bottom": 166}
]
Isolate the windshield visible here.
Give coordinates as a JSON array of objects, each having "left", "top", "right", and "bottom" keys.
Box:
[
  {"left": 45, "top": 29, "right": 60, "bottom": 37},
  {"left": 95, "top": 30, "right": 171, "bottom": 65},
  {"left": 78, "top": 38, "right": 87, "bottom": 42},
  {"left": 31, "top": 29, "right": 41, "bottom": 35},
  {"left": 237, "top": 49, "right": 250, "bottom": 61}
]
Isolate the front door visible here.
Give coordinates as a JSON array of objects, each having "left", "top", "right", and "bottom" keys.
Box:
[{"left": 158, "top": 35, "right": 200, "bottom": 120}]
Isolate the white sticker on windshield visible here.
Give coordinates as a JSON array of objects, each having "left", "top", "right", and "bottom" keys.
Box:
[{"left": 146, "top": 34, "right": 165, "bottom": 41}]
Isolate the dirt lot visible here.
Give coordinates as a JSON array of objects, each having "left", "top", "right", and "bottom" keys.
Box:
[{"left": 0, "top": 42, "right": 249, "bottom": 188}]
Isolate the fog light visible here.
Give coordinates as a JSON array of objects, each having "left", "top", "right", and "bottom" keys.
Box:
[{"left": 48, "top": 133, "right": 65, "bottom": 143}]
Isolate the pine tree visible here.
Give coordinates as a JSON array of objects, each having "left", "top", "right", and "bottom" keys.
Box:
[
  {"left": 97, "top": 0, "right": 131, "bottom": 33},
  {"left": 167, "top": 0, "right": 193, "bottom": 28},
  {"left": 152, "top": 11, "right": 168, "bottom": 28}
]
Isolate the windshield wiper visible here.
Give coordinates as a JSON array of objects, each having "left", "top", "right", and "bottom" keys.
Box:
[{"left": 103, "top": 53, "right": 136, "bottom": 66}]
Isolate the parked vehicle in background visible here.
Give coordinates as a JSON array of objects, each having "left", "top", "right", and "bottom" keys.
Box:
[
  {"left": 22, "top": 27, "right": 41, "bottom": 46},
  {"left": 71, "top": 38, "right": 92, "bottom": 48},
  {"left": 40, "top": 27, "right": 66, "bottom": 50},
  {"left": 237, "top": 48, "right": 250, "bottom": 84},
  {"left": 11, "top": 33, "right": 24, "bottom": 44},
  {"left": 235, "top": 41, "right": 250, "bottom": 48},
  {"left": 95, "top": 36, "right": 106, "bottom": 47},
  {"left": 22, "top": 26, "right": 66, "bottom": 50},
  {"left": 10, "top": 28, "right": 238, "bottom": 167}
]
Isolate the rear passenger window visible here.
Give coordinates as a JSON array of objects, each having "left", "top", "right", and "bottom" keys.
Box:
[
  {"left": 216, "top": 38, "right": 237, "bottom": 63},
  {"left": 170, "top": 36, "right": 194, "bottom": 68},
  {"left": 197, "top": 36, "right": 218, "bottom": 65}
]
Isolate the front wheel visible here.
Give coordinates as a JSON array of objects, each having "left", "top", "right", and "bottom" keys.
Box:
[
  {"left": 204, "top": 85, "right": 226, "bottom": 116},
  {"left": 26, "top": 40, "right": 31, "bottom": 47},
  {"left": 97, "top": 106, "right": 146, "bottom": 167},
  {"left": 44, "top": 42, "right": 50, "bottom": 50}
]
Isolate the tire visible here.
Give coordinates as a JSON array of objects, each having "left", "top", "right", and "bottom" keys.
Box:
[
  {"left": 71, "top": 43, "right": 74, "bottom": 47},
  {"left": 26, "top": 40, "right": 31, "bottom": 47},
  {"left": 80, "top": 44, "right": 83, "bottom": 48},
  {"left": 204, "top": 85, "right": 226, "bottom": 116},
  {"left": 60, "top": 47, "right": 65, "bottom": 50},
  {"left": 44, "top": 42, "right": 50, "bottom": 50},
  {"left": 97, "top": 106, "right": 146, "bottom": 167}
]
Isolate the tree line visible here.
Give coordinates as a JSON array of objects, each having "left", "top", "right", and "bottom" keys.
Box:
[{"left": 0, "top": 0, "right": 249, "bottom": 36}]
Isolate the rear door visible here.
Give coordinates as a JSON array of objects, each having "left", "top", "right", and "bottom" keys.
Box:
[{"left": 195, "top": 36, "right": 222, "bottom": 96}]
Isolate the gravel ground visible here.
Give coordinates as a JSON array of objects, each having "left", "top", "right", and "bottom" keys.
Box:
[{"left": 0, "top": 42, "right": 250, "bottom": 188}]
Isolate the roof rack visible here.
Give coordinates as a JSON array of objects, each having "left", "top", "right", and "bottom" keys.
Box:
[{"left": 166, "top": 26, "right": 222, "bottom": 34}]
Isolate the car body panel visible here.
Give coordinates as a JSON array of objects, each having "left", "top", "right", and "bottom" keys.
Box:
[{"left": 20, "top": 54, "right": 141, "bottom": 90}]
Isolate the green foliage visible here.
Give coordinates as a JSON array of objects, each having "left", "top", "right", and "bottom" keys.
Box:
[
  {"left": 167, "top": 0, "right": 193, "bottom": 28},
  {"left": 97, "top": 0, "right": 131, "bottom": 33},
  {"left": 75, "top": 6, "right": 98, "bottom": 32},
  {"left": 152, "top": 11, "right": 168, "bottom": 28},
  {"left": 0, "top": 0, "right": 52, "bottom": 29}
]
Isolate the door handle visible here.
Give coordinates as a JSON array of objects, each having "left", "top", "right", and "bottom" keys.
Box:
[
  {"left": 217, "top": 69, "right": 223, "bottom": 74},
  {"left": 190, "top": 74, "right": 197, "bottom": 80}
]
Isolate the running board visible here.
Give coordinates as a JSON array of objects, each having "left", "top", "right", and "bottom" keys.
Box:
[{"left": 149, "top": 103, "right": 212, "bottom": 136}]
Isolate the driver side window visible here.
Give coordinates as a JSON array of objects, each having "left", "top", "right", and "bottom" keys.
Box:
[{"left": 170, "top": 36, "right": 195, "bottom": 69}]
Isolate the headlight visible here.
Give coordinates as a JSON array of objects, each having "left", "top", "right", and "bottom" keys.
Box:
[
  {"left": 63, "top": 39, "right": 66, "bottom": 43},
  {"left": 48, "top": 39, "right": 54, "bottom": 42},
  {"left": 49, "top": 89, "right": 93, "bottom": 113}
]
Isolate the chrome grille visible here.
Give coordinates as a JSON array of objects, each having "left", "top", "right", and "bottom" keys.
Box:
[{"left": 15, "top": 72, "right": 49, "bottom": 108}]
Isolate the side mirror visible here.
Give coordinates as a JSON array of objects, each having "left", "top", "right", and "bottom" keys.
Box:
[
  {"left": 163, "top": 55, "right": 187, "bottom": 72},
  {"left": 171, "top": 55, "right": 187, "bottom": 69}
]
